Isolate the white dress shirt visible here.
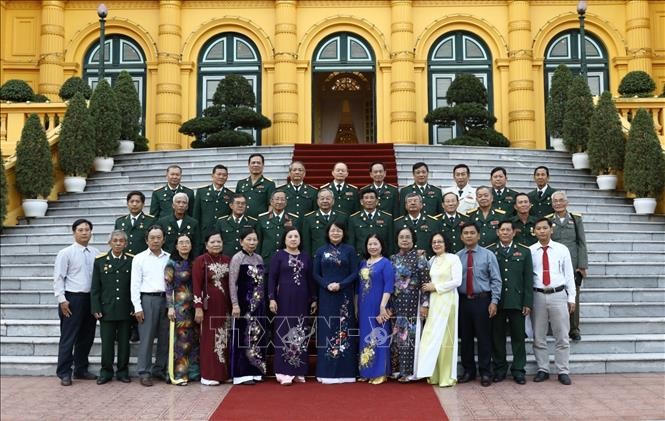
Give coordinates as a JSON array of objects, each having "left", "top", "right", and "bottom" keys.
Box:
[
  {"left": 130, "top": 248, "right": 170, "bottom": 312},
  {"left": 53, "top": 242, "right": 101, "bottom": 303},
  {"left": 529, "top": 240, "right": 576, "bottom": 303},
  {"left": 443, "top": 184, "right": 477, "bottom": 214}
]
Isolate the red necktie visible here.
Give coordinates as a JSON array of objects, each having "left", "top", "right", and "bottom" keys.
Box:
[
  {"left": 466, "top": 250, "right": 474, "bottom": 297},
  {"left": 542, "top": 245, "right": 551, "bottom": 286}
]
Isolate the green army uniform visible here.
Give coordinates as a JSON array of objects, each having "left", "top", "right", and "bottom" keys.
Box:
[
  {"left": 348, "top": 210, "right": 394, "bottom": 256},
  {"left": 511, "top": 215, "right": 538, "bottom": 246},
  {"left": 114, "top": 212, "right": 155, "bottom": 255},
  {"left": 157, "top": 214, "right": 201, "bottom": 256},
  {"left": 393, "top": 214, "right": 439, "bottom": 256},
  {"left": 301, "top": 210, "right": 347, "bottom": 255},
  {"left": 399, "top": 184, "right": 443, "bottom": 217},
  {"left": 235, "top": 175, "right": 276, "bottom": 219},
  {"left": 257, "top": 211, "right": 300, "bottom": 269},
  {"left": 439, "top": 212, "right": 469, "bottom": 253},
  {"left": 492, "top": 188, "right": 519, "bottom": 217},
  {"left": 466, "top": 208, "right": 506, "bottom": 247},
  {"left": 90, "top": 251, "right": 134, "bottom": 381},
  {"left": 193, "top": 184, "right": 234, "bottom": 236},
  {"left": 363, "top": 183, "right": 400, "bottom": 217},
  {"left": 321, "top": 182, "right": 359, "bottom": 215},
  {"left": 487, "top": 242, "right": 533, "bottom": 379},
  {"left": 149, "top": 184, "right": 195, "bottom": 220},
  {"left": 277, "top": 183, "right": 318, "bottom": 218},
  {"left": 527, "top": 185, "right": 557, "bottom": 219},
  {"left": 215, "top": 214, "right": 257, "bottom": 257},
  {"left": 549, "top": 211, "right": 588, "bottom": 337}
]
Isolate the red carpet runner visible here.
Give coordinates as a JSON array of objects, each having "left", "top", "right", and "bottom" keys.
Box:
[{"left": 210, "top": 380, "right": 448, "bottom": 421}]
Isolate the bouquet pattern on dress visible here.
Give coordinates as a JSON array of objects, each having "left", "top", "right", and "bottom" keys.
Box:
[
  {"left": 208, "top": 261, "right": 229, "bottom": 292},
  {"left": 325, "top": 296, "right": 351, "bottom": 359},
  {"left": 244, "top": 264, "right": 267, "bottom": 374},
  {"left": 288, "top": 254, "right": 305, "bottom": 286},
  {"left": 359, "top": 266, "right": 372, "bottom": 298}
]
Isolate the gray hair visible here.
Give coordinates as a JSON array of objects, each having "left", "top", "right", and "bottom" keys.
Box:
[
  {"left": 476, "top": 185, "right": 492, "bottom": 195},
  {"left": 551, "top": 190, "right": 568, "bottom": 201},
  {"left": 405, "top": 192, "right": 423, "bottom": 203},
  {"left": 108, "top": 229, "right": 128, "bottom": 243},
  {"left": 173, "top": 192, "right": 189, "bottom": 203},
  {"left": 318, "top": 188, "right": 334, "bottom": 201}
]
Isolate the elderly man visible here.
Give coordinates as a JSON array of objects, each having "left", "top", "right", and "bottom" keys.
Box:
[
  {"left": 443, "top": 164, "right": 477, "bottom": 214},
  {"left": 193, "top": 164, "right": 234, "bottom": 236},
  {"left": 301, "top": 188, "right": 348, "bottom": 255},
  {"left": 348, "top": 188, "right": 394, "bottom": 255},
  {"left": 215, "top": 193, "right": 257, "bottom": 257},
  {"left": 321, "top": 162, "right": 359, "bottom": 215},
  {"left": 490, "top": 167, "right": 519, "bottom": 217},
  {"left": 236, "top": 153, "right": 276, "bottom": 219},
  {"left": 363, "top": 161, "right": 400, "bottom": 217},
  {"left": 149, "top": 165, "right": 195, "bottom": 220},
  {"left": 393, "top": 192, "right": 439, "bottom": 255},
  {"left": 400, "top": 162, "right": 443, "bottom": 216},
  {"left": 157, "top": 192, "right": 200, "bottom": 256},
  {"left": 511, "top": 193, "right": 538, "bottom": 246},
  {"left": 277, "top": 161, "right": 318, "bottom": 217},
  {"left": 466, "top": 186, "right": 506, "bottom": 247},
  {"left": 115, "top": 191, "right": 155, "bottom": 256},
  {"left": 257, "top": 190, "right": 299, "bottom": 269},
  {"left": 439, "top": 192, "right": 468, "bottom": 253}
]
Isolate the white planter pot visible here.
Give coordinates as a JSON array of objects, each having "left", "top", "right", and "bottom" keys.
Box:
[
  {"left": 550, "top": 137, "right": 566, "bottom": 151},
  {"left": 22, "top": 199, "right": 48, "bottom": 217},
  {"left": 64, "top": 176, "right": 87, "bottom": 193},
  {"left": 117, "top": 140, "right": 135, "bottom": 154},
  {"left": 633, "top": 197, "right": 657, "bottom": 215},
  {"left": 94, "top": 156, "right": 114, "bottom": 172},
  {"left": 596, "top": 174, "right": 618, "bottom": 190},
  {"left": 571, "top": 152, "right": 590, "bottom": 170}
]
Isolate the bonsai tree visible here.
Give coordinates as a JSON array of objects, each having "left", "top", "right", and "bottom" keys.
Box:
[
  {"left": 134, "top": 135, "right": 149, "bottom": 151},
  {"left": 113, "top": 71, "right": 141, "bottom": 142},
  {"left": 588, "top": 91, "right": 625, "bottom": 175},
  {"left": 424, "top": 73, "right": 509, "bottom": 146},
  {"left": 179, "top": 74, "right": 271, "bottom": 148},
  {"left": 562, "top": 75, "right": 594, "bottom": 153},
  {"left": 0, "top": 79, "right": 35, "bottom": 102},
  {"left": 15, "top": 114, "right": 54, "bottom": 199},
  {"left": 58, "top": 76, "right": 92, "bottom": 101},
  {"left": 618, "top": 71, "right": 656, "bottom": 98},
  {"left": 0, "top": 155, "right": 7, "bottom": 226},
  {"left": 546, "top": 64, "right": 574, "bottom": 139},
  {"left": 89, "top": 79, "right": 121, "bottom": 157},
  {"left": 58, "top": 92, "right": 95, "bottom": 176},
  {"left": 624, "top": 108, "right": 665, "bottom": 198}
]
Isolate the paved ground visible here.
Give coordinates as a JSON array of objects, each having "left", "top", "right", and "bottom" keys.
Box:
[{"left": 1, "top": 374, "right": 663, "bottom": 420}]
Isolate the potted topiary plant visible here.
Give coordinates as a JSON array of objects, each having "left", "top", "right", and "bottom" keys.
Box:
[
  {"left": 89, "top": 79, "right": 121, "bottom": 171},
  {"left": 15, "top": 114, "right": 54, "bottom": 217},
  {"left": 58, "top": 76, "right": 92, "bottom": 101},
  {"left": 623, "top": 108, "right": 665, "bottom": 214},
  {"left": 546, "top": 65, "right": 573, "bottom": 151},
  {"left": 563, "top": 75, "right": 594, "bottom": 169},
  {"left": 113, "top": 71, "right": 141, "bottom": 154},
  {"left": 1, "top": 155, "right": 8, "bottom": 228},
  {"left": 0, "top": 79, "right": 35, "bottom": 103},
  {"left": 58, "top": 92, "right": 96, "bottom": 192},
  {"left": 588, "top": 92, "right": 625, "bottom": 190},
  {"left": 618, "top": 71, "right": 656, "bottom": 98}
]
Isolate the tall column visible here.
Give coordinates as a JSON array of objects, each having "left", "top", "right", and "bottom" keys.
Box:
[
  {"left": 625, "top": 0, "right": 653, "bottom": 73},
  {"left": 507, "top": 0, "right": 535, "bottom": 149},
  {"left": 39, "top": 1, "right": 65, "bottom": 101},
  {"left": 390, "top": 0, "right": 416, "bottom": 143},
  {"left": 273, "top": 0, "right": 299, "bottom": 145},
  {"left": 155, "top": 0, "right": 182, "bottom": 150}
]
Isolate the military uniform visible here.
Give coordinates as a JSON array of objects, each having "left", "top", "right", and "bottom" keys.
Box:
[
  {"left": 301, "top": 210, "right": 347, "bottom": 255},
  {"left": 157, "top": 214, "right": 201, "bottom": 256},
  {"left": 321, "top": 181, "right": 359, "bottom": 215},
  {"left": 256, "top": 211, "right": 300, "bottom": 268},
  {"left": 90, "top": 251, "right": 134, "bottom": 381},
  {"left": 215, "top": 214, "right": 257, "bottom": 257},
  {"left": 466, "top": 208, "right": 506, "bottom": 247},
  {"left": 399, "top": 183, "right": 443, "bottom": 216},
  {"left": 277, "top": 182, "right": 318, "bottom": 218},
  {"left": 393, "top": 213, "right": 439, "bottom": 256},
  {"left": 149, "top": 184, "right": 195, "bottom": 220},
  {"left": 443, "top": 184, "right": 477, "bottom": 215},
  {"left": 439, "top": 212, "right": 469, "bottom": 253},
  {"left": 548, "top": 211, "right": 588, "bottom": 337},
  {"left": 192, "top": 184, "right": 233, "bottom": 236},
  {"left": 114, "top": 212, "right": 155, "bottom": 255},
  {"left": 492, "top": 187, "right": 519, "bottom": 217},
  {"left": 362, "top": 183, "right": 400, "bottom": 217},
  {"left": 235, "top": 175, "right": 276, "bottom": 219},
  {"left": 527, "top": 185, "right": 557, "bottom": 219},
  {"left": 348, "top": 210, "right": 394, "bottom": 255},
  {"left": 487, "top": 242, "right": 533, "bottom": 379},
  {"left": 511, "top": 215, "right": 538, "bottom": 246}
]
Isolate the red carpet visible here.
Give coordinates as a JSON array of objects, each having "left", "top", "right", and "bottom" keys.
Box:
[{"left": 210, "top": 380, "right": 448, "bottom": 421}]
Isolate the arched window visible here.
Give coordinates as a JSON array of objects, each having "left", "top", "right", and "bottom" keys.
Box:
[
  {"left": 427, "top": 31, "right": 493, "bottom": 144},
  {"left": 198, "top": 33, "right": 262, "bottom": 144}
]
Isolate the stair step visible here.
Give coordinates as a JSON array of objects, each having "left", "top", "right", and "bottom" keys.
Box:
[
  {"left": 580, "top": 288, "right": 665, "bottom": 303},
  {"left": 587, "top": 262, "right": 665, "bottom": 276}
]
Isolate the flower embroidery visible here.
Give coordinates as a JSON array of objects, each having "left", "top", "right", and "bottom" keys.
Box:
[
  {"left": 214, "top": 317, "right": 231, "bottom": 364},
  {"left": 326, "top": 296, "right": 351, "bottom": 359},
  {"left": 322, "top": 248, "right": 342, "bottom": 266},
  {"left": 287, "top": 254, "right": 304, "bottom": 286},
  {"left": 208, "top": 262, "right": 229, "bottom": 292},
  {"left": 281, "top": 316, "right": 311, "bottom": 368},
  {"left": 359, "top": 266, "right": 372, "bottom": 297}
]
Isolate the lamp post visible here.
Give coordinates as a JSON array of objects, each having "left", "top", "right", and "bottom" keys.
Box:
[
  {"left": 97, "top": 3, "right": 108, "bottom": 81},
  {"left": 577, "top": 0, "right": 587, "bottom": 79}
]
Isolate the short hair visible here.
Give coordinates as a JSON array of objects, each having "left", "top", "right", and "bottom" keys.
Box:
[
  {"left": 145, "top": 225, "right": 164, "bottom": 241},
  {"left": 173, "top": 192, "right": 189, "bottom": 203},
  {"left": 231, "top": 193, "right": 247, "bottom": 203},
  {"left": 239, "top": 227, "right": 258, "bottom": 242},
  {"left": 551, "top": 190, "right": 568, "bottom": 201},
  {"left": 429, "top": 231, "right": 453, "bottom": 256},
  {"left": 360, "top": 188, "right": 377, "bottom": 199},
  {"left": 166, "top": 165, "right": 182, "bottom": 173},
  {"left": 212, "top": 164, "right": 228, "bottom": 174},
  {"left": 412, "top": 162, "right": 429, "bottom": 172},
  {"left": 289, "top": 160, "right": 305, "bottom": 170},
  {"left": 369, "top": 161, "right": 385, "bottom": 172},
  {"left": 405, "top": 192, "right": 422, "bottom": 202},
  {"left": 332, "top": 161, "right": 348, "bottom": 170},
  {"left": 108, "top": 229, "right": 128, "bottom": 242},
  {"left": 126, "top": 190, "right": 145, "bottom": 203},
  {"left": 325, "top": 221, "right": 348, "bottom": 244},
  {"left": 476, "top": 185, "right": 492, "bottom": 195},
  {"left": 535, "top": 217, "right": 553, "bottom": 228},
  {"left": 490, "top": 166, "right": 506, "bottom": 177},
  {"left": 203, "top": 230, "right": 222, "bottom": 244},
  {"left": 534, "top": 166, "right": 550, "bottom": 176},
  {"left": 453, "top": 164, "right": 470, "bottom": 175},
  {"left": 496, "top": 220, "right": 515, "bottom": 230},
  {"left": 271, "top": 189, "right": 286, "bottom": 200},
  {"left": 363, "top": 233, "right": 387, "bottom": 259},
  {"left": 173, "top": 233, "right": 193, "bottom": 263},
  {"left": 279, "top": 226, "right": 302, "bottom": 250},
  {"left": 514, "top": 192, "right": 530, "bottom": 203},
  {"left": 442, "top": 191, "right": 459, "bottom": 202},
  {"left": 72, "top": 218, "right": 93, "bottom": 232},
  {"left": 248, "top": 153, "right": 265, "bottom": 164},
  {"left": 395, "top": 226, "right": 417, "bottom": 250},
  {"left": 459, "top": 221, "right": 479, "bottom": 234},
  {"left": 317, "top": 188, "right": 334, "bottom": 199}
]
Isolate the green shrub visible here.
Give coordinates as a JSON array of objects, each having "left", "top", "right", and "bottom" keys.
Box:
[
  {"left": 445, "top": 73, "right": 488, "bottom": 106},
  {"left": 58, "top": 93, "right": 95, "bottom": 176},
  {"left": 0, "top": 155, "right": 7, "bottom": 227},
  {"left": 59, "top": 77, "right": 92, "bottom": 101},
  {"left": 562, "top": 75, "right": 594, "bottom": 153},
  {"left": 446, "top": 135, "right": 487, "bottom": 147},
  {"left": 0, "top": 79, "right": 35, "bottom": 102},
  {"left": 134, "top": 135, "right": 149, "bottom": 152},
  {"left": 15, "top": 114, "right": 54, "bottom": 199},
  {"left": 618, "top": 71, "right": 656, "bottom": 97},
  {"left": 588, "top": 92, "right": 625, "bottom": 175},
  {"left": 32, "top": 94, "right": 50, "bottom": 103},
  {"left": 546, "top": 65, "right": 573, "bottom": 139},
  {"left": 114, "top": 71, "right": 141, "bottom": 142},
  {"left": 89, "top": 79, "right": 121, "bottom": 157},
  {"left": 624, "top": 108, "right": 665, "bottom": 198}
]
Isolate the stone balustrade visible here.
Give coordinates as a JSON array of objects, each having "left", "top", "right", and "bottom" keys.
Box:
[{"left": 0, "top": 102, "right": 66, "bottom": 158}]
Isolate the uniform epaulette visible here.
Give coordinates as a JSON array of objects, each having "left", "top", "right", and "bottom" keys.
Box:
[
  {"left": 196, "top": 184, "right": 210, "bottom": 190},
  {"left": 276, "top": 183, "right": 288, "bottom": 190},
  {"left": 96, "top": 252, "right": 108, "bottom": 258},
  {"left": 258, "top": 211, "right": 271, "bottom": 217},
  {"left": 154, "top": 185, "right": 165, "bottom": 191},
  {"left": 495, "top": 209, "right": 506, "bottom": 214},
  {"left": 387, "top": 183, "right": 398, "bottom": 189},
  {"left": 304, "top": 210, "right": 316, "bottom": 217},
  {"left": 350, "top": 211, "right": 361, "bottom": 217},
  {"left": 427, "top": 214, "right": 440, "bottom": 220},
  {"left": 571, "top": 212, "right": 582, "bottom": 217},
  {"left": 361, "top": 184, "right": 372, "bottom": 190},
  {"left": 517, "top": 243, "right": 529, "bottom": 249},
  {"left": 125, "top": 253, "right": 135, "bottom": 257},
  {"left": 217, "top": 215, "right": 231, "bottom": 220},
  {"left": 394, "top": 215, "right": 405, "bottom": 221},
  {"left": 288, "top": 213, "right": 299, "bottom": 219},
  {"left": 545, "top": 213, "right": 555, "bottom": 218},
  {"left": 264, "top": 176, "right": 273, "bottom": 182},
  {"left": 348, "top": 184, "right": 358, "bottom": 189},
  {"left": 379, "top": 210, "right": 392, "bottom": 217},
  {"left": 458, "top": 211, "right": 468, "bottom": 217},
  {"left": 320, "top": 182, "right": 331, "bottom": 188},
  {"left": 487, "top": 243, "right": 497, "bottom": 248},
  {"left": 467, "top": 207, "right": 478, "bottom": 213},
  {"left": 144, "top": 212, "right": 154, "bottom": 217}
]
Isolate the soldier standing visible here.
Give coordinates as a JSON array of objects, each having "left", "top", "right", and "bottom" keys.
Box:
[
  {"left": 439, "top": 192, "right": 468, "bottom": 253},
  {"left": 490, "top": 167, "right": 519, "bottom": 217},
  {"left": 157, "top": 193, "right": 200, "bottom": 256},
  {"left": 257, "top": 190, "right": 299, "bottom": 269},
  {"left": 466, "top": 186, "right": 506, "bottom": 247},
  {"left": 443, "top": 164, "right": 477, "bottom": 214},
  {"left": 363, "top": 161, "right": 400, "bottom": 217},
  {"left": 348, "top": 188, "right": 393, "bottom": 255},
  {"left": 193, "top": 165, "right": 233, "bottom": 236},
  {"left": 149, "top": 165, "right": 195, "bottom": 220},
  {"left": 528, "top": 166, "right": 557, "bottom": 218},
  {"left": 400, "top": 162, "right": 443, "bottom": 216},
  {"left": 235, "top": 153, "right": 276, "bottom": 219},
  {"left": 511, "top": 193, "right": 538, "bottom": 246},
  {"left": 278, "top": 161, "right": 318, "bottom": 217},
  {"left": 321, "top": 162, "right": 359, "bottom": 215},
  {"left": 393, "top": 192, "right": 439, "bottom": 255},
  {"left": 215, "top": 193, "right": 257, "bottom": 257},
  {"left": 115, "top": 191, "right": 155, "bottom": 256},
  {"left": 301, "top": 188, "right": 347, "bottom": 255}
]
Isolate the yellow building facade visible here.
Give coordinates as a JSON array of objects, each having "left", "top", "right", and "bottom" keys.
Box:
[{"left": 1, "top": 0, "right": 664, "bottom": 151}]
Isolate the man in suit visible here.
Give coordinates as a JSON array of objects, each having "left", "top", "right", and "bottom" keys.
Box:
[
  {"left": 487, "top": 221, "right": 533, "bottom": 385},
  {"left": 302, "top": 188, "right": 347, "bottom": 255},
  {"left": 466, "top": 186, "right": 506, "bottom": 247},
  {"left": 400, "top": 162, "right": 443, "bottom": 216},
  {"left": 511, "top": 193, "right": 538, "bottom": 246},
  {"left": 548, "top": 191, "right": 588, "bottom": 341},
  {"left": 393, "top": 192, "right": 439, "bottom": 255},
  {"left": 215, "top": 193, "right": 258, "bottom": 257},
  {"left": 235, "top": 153, "right": 276, "bottom": 219},
  {"left": 363, "top": 161, "right": 400, "bottom": 217},
  {"left": 321, "top": 162, "right": 359, "bottom": 215},
  {"left": 91, "top": 230, "right": 134, "bottom": 384},
  {"left": 490, "top": 167, "right": 519, "bottom": 217},
  {"left": 348, "top": 188, "right": 393, "bottom": 255},
  {"left": 115, "top": 191, "right": 155, "bottom": 256},
  {"left": 527, "top": 166, "right": 557, "bottom": 218},
  {"left": 193, "top": 164, "right": 233, "bottom": 237},
  {"left": 443, "top": 164, "right": 477, "bottom": 214},
  {"left": 257, "top": 190, "right": 299, "bottom": 269},
  {"left": 278, "top": 161, "right": 318, "bottom": 217},
  {"left": 157, "top": 193, "right": 200, "bottom": 256},
  {"left": 439, "top": 192, "right": 468, "bottom": 253},
  {"left": 149, "top": 165, "right": 195, "bottom": 220}
]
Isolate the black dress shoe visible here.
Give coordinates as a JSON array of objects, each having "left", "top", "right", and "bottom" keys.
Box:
[
  {"left": 533, "top": 371, "right": 550, "bottom": 382},
  {"left": 241, "top": 380, "right": 256, "bottom": 385},
  {"left": 73, "top": 372, "right": 97, "bottom": 380},
  {"left": 570, "top": 332, "right": 581, "bottom": 341},
  {"left": 117, "top": 376, "right": 131, "bottom": 383},
  {"left": 130, "top": 327, "right": 140, "bottom": 343},
  {"left": 457, "top": 372, "right": 475, "bottom": 384},
  {"left": 480, "top": 376, "right": 492, "bottom": 387},
  {"left": 558, "top": 374, "right": 572, "bottom": 385},
  {"left": 514, "top": 376, "right": 526, "bottom": 385},
  {"left": 140, "top": 377, "right": 153, "bottom": 387},
  {"left": 60, "top": 376, "right": 72, "bottom": 386},
  {"left": 96, "top": 377, "right": 111, "bottom": 385},
  {"left": 492, "top": 374, "right": 506, "bottom": 383}
]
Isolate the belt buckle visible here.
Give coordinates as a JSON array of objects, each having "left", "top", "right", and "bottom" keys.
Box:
[{"left": 544, "top": 287, "right": 554, "bottom": 294}]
